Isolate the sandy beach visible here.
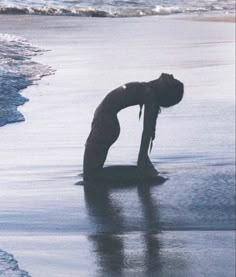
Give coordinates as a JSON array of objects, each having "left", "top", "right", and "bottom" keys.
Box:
[{"left": 0, "top": 14, "right": 235, "bottom": 276}]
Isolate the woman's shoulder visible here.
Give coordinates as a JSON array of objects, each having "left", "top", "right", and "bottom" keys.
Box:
[{"left": 125, "top": 81, "right": 147, "bottom": 90}]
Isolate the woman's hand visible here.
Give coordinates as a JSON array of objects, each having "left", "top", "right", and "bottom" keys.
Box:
[{"left": 137, "top": 154, "right": 159, "bottom": 177}]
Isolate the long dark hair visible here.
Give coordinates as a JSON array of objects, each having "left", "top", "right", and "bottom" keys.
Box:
[
  {"left": 149, "top": 104, "right": 161, "bottom": 152},
  {"left": 139, "top": 103, "right": 161, "bottom": 152}
]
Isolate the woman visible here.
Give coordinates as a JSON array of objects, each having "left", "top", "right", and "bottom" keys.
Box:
[{"left": 83, "top": 73, "right": 184, "bottom": 182}]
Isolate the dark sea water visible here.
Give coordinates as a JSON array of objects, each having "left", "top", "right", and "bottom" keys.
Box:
[{"left": 0, "top": 0, "right": 235, "bottom": 16}]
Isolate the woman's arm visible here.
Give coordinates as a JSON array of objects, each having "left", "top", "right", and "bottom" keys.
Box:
[{"left": 137, "top": 96, "right": 159, "bottom": 174}]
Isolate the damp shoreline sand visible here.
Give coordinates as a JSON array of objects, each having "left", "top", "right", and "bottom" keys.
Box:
[{"left": 179, "top": 13, "right": 235, "bottom": 23}]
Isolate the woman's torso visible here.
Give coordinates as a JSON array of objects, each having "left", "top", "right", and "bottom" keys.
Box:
[
  {"left": 94, "top": 82, "right": 147, "bottom": 117},
  {"left": 87, "top": 82, "right": 151, "bottom": 145}
]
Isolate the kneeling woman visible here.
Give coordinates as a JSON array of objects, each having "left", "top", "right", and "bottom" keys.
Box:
[{"left": 83, "top": 73, "right": 184, "bottom": 182}]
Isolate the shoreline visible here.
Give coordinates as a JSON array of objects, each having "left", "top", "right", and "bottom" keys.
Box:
[
  {"left": 179, "top": 14, "right": 236, "bottom": 23},
  {"left": 0, "top": 11, "right": 235, "bottom": 21}
]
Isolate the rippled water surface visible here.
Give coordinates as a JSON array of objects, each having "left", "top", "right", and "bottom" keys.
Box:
[{"left": 0, "top": 0, "right": 235, "bottom": 16}]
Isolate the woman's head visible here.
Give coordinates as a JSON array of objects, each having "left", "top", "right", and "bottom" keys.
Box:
[{"left": 148, "top": 73, "right": 184, "bottom": 107}]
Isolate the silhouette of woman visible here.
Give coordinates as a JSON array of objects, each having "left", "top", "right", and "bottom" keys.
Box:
[{"left": 83, "top": 73, "right": 184, "bottom": 182}]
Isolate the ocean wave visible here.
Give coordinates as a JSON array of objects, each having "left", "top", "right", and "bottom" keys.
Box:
[
  {"left": 0, "top": 33, "right": 53, "bottom": 127},
  {"left": 0, "top": 248, "right": 31, "bottom": 276},
  {"left": 153, "top": 5, "right": 182, "bottom": 15},
  {"left": 0, "top": 4, "right": 233, "bottom": 17}
]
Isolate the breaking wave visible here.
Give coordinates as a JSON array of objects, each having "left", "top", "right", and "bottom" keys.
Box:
[
  {"left": 0, "top": 248, "right": 31, "bottom": 276},
  {"left": 0, "top": 33, "right": 53, "bottom": 127},
  {"left": 0, "top": 4, "right": 234, "bottom": 17}
]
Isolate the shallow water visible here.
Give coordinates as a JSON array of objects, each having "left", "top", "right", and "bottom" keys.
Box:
[{"left": 0, "top": 15, "right": 235, "bottom": 277}]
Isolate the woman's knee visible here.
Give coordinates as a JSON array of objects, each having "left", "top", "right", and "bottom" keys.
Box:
[{"left": 83, "top": 143, "right": 109, "bottom": 180}]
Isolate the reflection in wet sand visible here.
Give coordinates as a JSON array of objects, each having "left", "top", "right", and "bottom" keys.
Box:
[
  {"left": 137, "top": 185, "right": 162, "bottom": 275},
  {"left": 84, "top": 179, "right": 186, "bottom": 276}
]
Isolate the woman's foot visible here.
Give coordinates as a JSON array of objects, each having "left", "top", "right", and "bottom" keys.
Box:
[
  {"left": 138, "top": 162, "right": 159, "bottom": 177},
  {"left": 144, "top": 165, "right": 159, "bottom": 177}
]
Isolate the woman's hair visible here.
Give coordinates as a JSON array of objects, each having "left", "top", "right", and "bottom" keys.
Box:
[
  {"left": 139, "top": 102, "right": 161, "bottom": 153},
  {"left": 148, "top": 73, "right": 184, "bottom": 108}
]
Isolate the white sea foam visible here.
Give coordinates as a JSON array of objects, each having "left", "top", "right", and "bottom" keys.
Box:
[
  {"left": 0, "top": 33, "right": 53, "bottom": 126},
  {"left": 153, "top": 5, "right": 182, "bottom": 15},
  {"left": 0, "top": 249, "right": 31, "bottom": 276},
  {"left": 0, "top": 0, "right": 235, "bottom": 17}
]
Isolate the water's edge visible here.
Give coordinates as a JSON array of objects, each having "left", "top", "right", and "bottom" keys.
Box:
[
  {"left": 0, "top": 248, "right": 31, "bottom": 276},
  {"left": 0, "top": 33, "right": 54, "bottom": 127}
]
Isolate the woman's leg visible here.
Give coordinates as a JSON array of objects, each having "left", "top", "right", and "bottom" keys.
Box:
[
  {"left": 83, "top": 115, "right": 122, "bottom": 181},
  {"left": 83, "top": 142, "right": 110, "bottom": 181}
]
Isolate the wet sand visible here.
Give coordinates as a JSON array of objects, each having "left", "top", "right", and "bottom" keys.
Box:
[
  {"left": 177, "top": 14, "right": 235, "bottom": 23},
  {"left": 0, "top": 15, "right": 235, "bottom": 276}
]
